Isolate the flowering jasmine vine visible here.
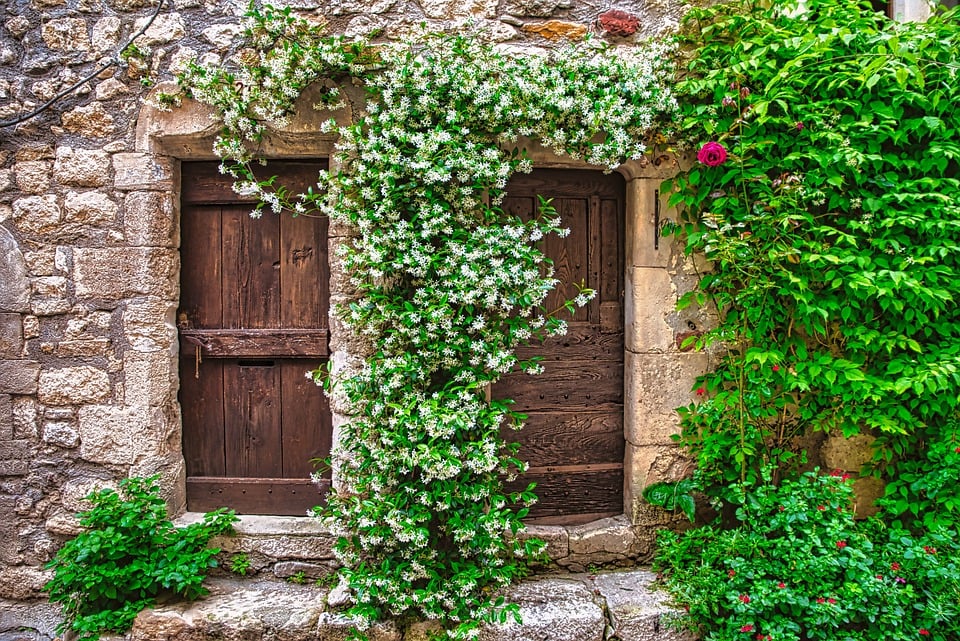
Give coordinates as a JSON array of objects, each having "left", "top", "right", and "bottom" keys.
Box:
[{"left": 176, "top": 4, "right": 676, "bottom": 638}]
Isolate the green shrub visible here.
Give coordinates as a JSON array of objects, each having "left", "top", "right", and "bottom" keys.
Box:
[
  {"left": 654, "top": 471, "right": 960, "bottom": 641},
  {"left": 44, "top": 476, "right": 237, "bottom": 640}
]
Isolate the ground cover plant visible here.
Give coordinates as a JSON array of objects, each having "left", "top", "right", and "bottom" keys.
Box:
[
  {"left": 650, "top": 1, "right": 960, "bottom": 639},
  {"left": 44, "top": 476, "right": 237, "bottom": 640}
]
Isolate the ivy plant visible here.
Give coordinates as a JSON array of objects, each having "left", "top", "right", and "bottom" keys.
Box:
[
  {"left": 174, "top": 5, "right": 677, "bottom": 638},
  {"left": 44, "top": 476, "right": 237, "bottom": 640}
]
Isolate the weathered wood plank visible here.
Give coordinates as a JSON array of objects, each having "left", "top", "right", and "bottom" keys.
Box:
[
  {"left": 186, "top": 477, "right": 329, "bottom": 515},
  {"left": 224, "top": 361, "right": 283, "bottom": 477},
  {"left": 493, "top": 359, "right": 623, "bottom": 410},
  {"left": 512, "top": 325, "right": 623, "bottom": 360},
  {"left": 181, "top": 161, "right": 329, "bottom": 205},
  {"left": 505, "top": 467, "right": 623, "bottom": 522},
  {"left": 180, "top": 359, "right": 226, "bottom": 477},
  {"left": 179, "top": 205, "right": 222, "bottom": 329},
  {"left": 280, "top": 213, "right": 328, "bottom": 330},
  {"left": 504, "top": 410, "right": 624, "bottom": 467},
  {"left": 179, "top": 329, "right": 330, "bottom": 358},
  {"left": 221, "top": 205, "right": 281, "bottom": 329},
  {"left": 280, "top": 360, "right": 332, "bottom": 478}
]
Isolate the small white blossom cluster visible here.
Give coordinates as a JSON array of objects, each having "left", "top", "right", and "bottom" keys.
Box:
[{"left": 178, "top": 9, "right": 676, "bottom": 638}]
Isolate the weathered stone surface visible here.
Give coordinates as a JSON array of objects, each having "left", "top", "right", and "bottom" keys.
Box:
[
  {"left": 133, "top": 13, "right": 186, "bottom": 46},
  {"left": 23, "top": 250, "right": 56, "bottom": 277},
  {"left": 44, "top": 511, "right": 82, "bottom": 536},
  {"left": 420, "top": 0, "right": 498, "bottom": 19},
  {"left": 113, "top": 153, "right": 175, "bottom": 191},
  {"left": 503, "top": 0, "right": 562, "bottom": 17},
  {"left": 215, "top": 532, "right": 336, "bottom": 561},
  {"left": 564, "top": 516, "right": 643, "bottom": 568},
  {"left": 598, "top": 9, "right": 640, "bottom": 37},
  {"left": 124, "top": 352, "right": 174, "bottom": 406},
  {"left": 77, "top": 404, "right": 166, "bottom": 464},
  {"left": 329, "top": 0, "right": 397, "bottom": 14},
  {"left": 38, "top": 366, "right": 110, "bottom": 405},
  {"left": 0, "top": 599, "right": 61, "bottom": 641},
  {"left": 41, "top": 18, "right": 90, "bottom": 51},
  {"left": 624, "top": 445, "right": 691, "bottom": 526},
  {"left": 95, "top": 77, "right": 128, "bottom": 101},
  {"left": 591, "top": 569, "right": 695, "bottom": 641},
  {"left": 92, "top": 16, "right": 121, "bottom": 52},
  {"left": 74, "top": 247, "right": 178, "bottom": 300},
  {"left": 12, "top": 195, "right": 61, "bottom": 235},
  {"left": 624, "top": 352, "right": 708, "bottom": 447},
  {"left": 0, "top": 315, "right": 22, "bottom": 357},
  {"left": 822, "top": 433, "right": 875, "bottom": 472},
  {"left": 0, "top": 394, "right": 11, "bottom": 439},
  {"left": 129, "top": 579, "right": 331, "bottom": 641},
  {"left": 624, "top": 266, "right": 676, "bottom": 353},
  {"left": 344, "top": 14, "right": 389, "bottom": 38},
  {"left": 12, "top": 161, "right": 50, "bottom": 194},
  {"left": 31, "top": 276, "right": 66, "bottom": 299},
  {"left": 11, "top": 397, "right": 37, "bottom": 439},
  {"left": 521, "top": 523, "right": 569, "bottom": 561},
  {"left": 61, "top": 102, "right": 115, "bottom": 137},
  {"left": 481, "top": 578, "right": 604, "bottom": 641},
  {"left": 123, "top": 298, "right": 177, "bottom": 352},
  {"left": 273, "top": 560, "right": 332, "bottom": 580},
  {"left": 0, "top": 567, "right": 50, "bottom": 600},
  {"left": 521, "top": 19, "right": 587, "bottom": 40},
  {"left": 54, "top": 147, "right": 110, "bottom": 187},
  {"left": 124, "top": 191, "right": 177, "bottom": 247},
  {"left": 61, "top": 476, "right": 117, "bottom": 512},
  {"left": 64, "top": 190, "right": 117, "bottom": 226},
  {"left": 42, "top": 421, "right": 79, "bottom": 447},
  {"left": 316, "top": 613, "right": 402, "bottom": 641},
  {"left": 201, "top": 23, "right": 242, "bottom": 48},
  {"left": 0, "top": 361, "right": 40, "bottom": 394},
  {"left": 0, "top": 228, "right": 29, "bottom": 313}
]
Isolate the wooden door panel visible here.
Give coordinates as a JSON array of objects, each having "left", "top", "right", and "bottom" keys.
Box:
[
  {"left": 279, "top": 359, "right": 331, "bottom": 478},
  {"left": 495, "top": 169, "right": 625, "bottom": 525},
  {"left": 221, "top": 206, "right": 281, "bottom": 329},
  {"left": 180, "top": 161, "right": 331, "bottom": 516},
  {"left": 180, "top": 359, "right": 225, "bottom": 477}
]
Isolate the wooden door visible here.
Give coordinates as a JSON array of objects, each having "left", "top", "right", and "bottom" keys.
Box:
[
  {"left": 494, "top": 169, "right": 625, "bottom": 525},
  {"left": 178, "top": 161, "right": 331, "bottom": 515}
]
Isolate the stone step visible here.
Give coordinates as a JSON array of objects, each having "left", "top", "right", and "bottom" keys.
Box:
[{"left": 124, "top": 569, "right": 695, "bottom": 641}]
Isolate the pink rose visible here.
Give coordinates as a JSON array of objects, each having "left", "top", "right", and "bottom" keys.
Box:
[{"left": 697, "top": 141, "right": 728, "bottom": 167}]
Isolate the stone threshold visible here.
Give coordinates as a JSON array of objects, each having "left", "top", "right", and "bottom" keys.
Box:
[
  {"left": 120, "top": 568, "right": 695, "bottom": 641},
  {"left": 177, "top": 512, "right": 662, "bottom": 581}
]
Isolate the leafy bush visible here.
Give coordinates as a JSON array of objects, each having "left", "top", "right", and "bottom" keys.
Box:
[
  {"left": 654, "top": 471, "right": 960, "bottom": 641},
  {"left": 666, "top": 0, "right": 960, "bottom": 505},
  {"left": 44, "top": 476, "right": 237, "bottom": 640}
]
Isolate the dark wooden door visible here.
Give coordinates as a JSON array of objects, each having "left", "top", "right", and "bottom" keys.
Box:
[
  {"left": 494, "top": 169, "right": 625, "bottom": 525},
  {"left": 178, "top": 161, "right": 331, "bottom": 515}
]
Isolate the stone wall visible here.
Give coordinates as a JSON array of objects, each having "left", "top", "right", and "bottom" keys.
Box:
[{"left": 0, "top": 0, "right": 700, "bottom": 637}]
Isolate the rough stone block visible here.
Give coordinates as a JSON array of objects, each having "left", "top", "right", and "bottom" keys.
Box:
[
  {"left": 124, "top": 191, "right": 178, "bottom": 247},
  {"left": 0, "top": 567, "right": 50, "bottom": 600},
  {"left": 77, "top": 405, "right": 167, "bottom": 465},
  {"left": 124, "top": 352, "right": 175, "bottom": 406},
  {"left": 625, "top": 178, "right": 683, "bottom": 269},
  {"left": 0, "top": 394, "right": 11, "bottom": 439},
  {"left": 64, "top": 190, "right": 118, "bottom": 226},
  {"left": 112, "top": 153, "right": 175, "bottom": 191},
  {"left": 564, "top": 515, "right": 643, "bottom": 568},
  {"left": 74, "top": 247, "right": 178, "bottom": 300},
  {"left": 123, "top": 298, "right": 178, "bottom": 352},
  {"left": 0, "top": 314, "right": 22, "bottom": 357},
  {"left": 273, "top": 561, "right": 334, "bottom": 580},
  {"left": 92, "top": 17, "right": 121, "bottom": 53},
  {"left": 12, "top": 161, "right": 50, "bottom": 194},
  {"left": 0, "top": 361, "right": 40, "bottom": 394},
  {"left": 0, "top": 599, "right": 62, "bottom": 640},
  {"left": 624, "top": 445, "right": 692, "bottom": 525},
  {"left": 11, "top": 397, "right": 37, "bottom": 439},
  {"left": 61, "top": 102, "right": 115, "bottom": 138},
  {"left": 127, "top": 579, "right": 335, "bottom": 641},
  {"left": 54, "top": 148, "right": 110, "bottom": 187},
  {"left": 41, "top": 18, "right": 89, "bottom": 51},
  {"left": 479, "top": 578, "right": 604, "bottom": 641},
  {"left": 591, "top": 569, "right": 695, "bottom": 641},
  {"left": 521, "top": 523, "right": 569, "bottom": 561},
  {"left": 624, "top": 352, "right": 709, "bottom": 447},
  {"left": 822, "top": 433, "right": 875, "bottom": 472},
  {"left": 11, "top": 195, "right": 60, "bottom": 235},
  {"left": 132, "top": 13, "right": 186, "bottom": 46},
  {"left": 38, "top": 366, "right": 110, "bottom": 405},
  {"left": 42, "top": 421, "right": 79, "bottom": 448},
  {"left": 0, "top": 228, "right": 29, "bottom": 313},
  {"left": 521, "top": 19, "right": 588, "bottom": 40},
  {"left": 420, "top": 0, "right": 497, "bottom": 19},
  {"left": 625, "top": 266, "right": 677, "bottom": 353}
]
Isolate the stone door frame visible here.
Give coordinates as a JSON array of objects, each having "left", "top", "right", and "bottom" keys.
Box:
[{"left": 135, "top": 84, "right": 707, "bottom": 551}]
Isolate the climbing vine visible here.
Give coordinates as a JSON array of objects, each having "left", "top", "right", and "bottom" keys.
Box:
[{"left": 175, "top": 5, "right": 676, "bottom": 637}]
